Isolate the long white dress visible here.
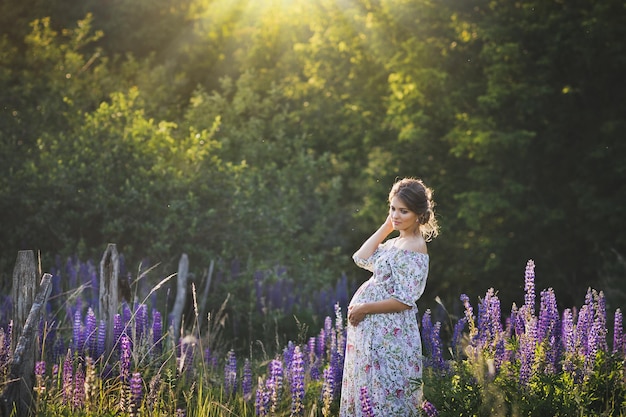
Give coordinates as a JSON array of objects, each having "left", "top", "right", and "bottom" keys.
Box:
[{"left": 340, "top": 238, "right": 429, "bottom": 417}]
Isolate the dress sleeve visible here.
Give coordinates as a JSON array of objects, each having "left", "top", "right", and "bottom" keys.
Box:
[
  {"left": 352, "top": 248, "right": 381, "bottom": 272},
  {"left": 387, "top": 251, "right": 429, "bottom": 307}
]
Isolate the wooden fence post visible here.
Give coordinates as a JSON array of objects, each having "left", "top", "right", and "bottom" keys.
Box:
[
  {"left": 171, "top": 254, "right": 189, "bottom": 341},
  {"left": 10, "top": 251, "right": 37, "bottom": 354},
  {"left": 0, "top": 273, "right": 52, "bottom": 417},
  {"left": 99, "top": 244, "right": 119, "bottom": 356}
]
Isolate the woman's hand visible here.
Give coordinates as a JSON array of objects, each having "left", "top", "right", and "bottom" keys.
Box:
[
  {"left": 382, "top": 214, "right": 394, "bottom": 233},
  {"left": 348, "top": 303, "right": 368, "bottom": 327}
]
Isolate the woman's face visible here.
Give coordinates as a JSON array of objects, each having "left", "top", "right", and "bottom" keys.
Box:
[{"left": 389, "top": 195, "right": 419, "bottom": 231}]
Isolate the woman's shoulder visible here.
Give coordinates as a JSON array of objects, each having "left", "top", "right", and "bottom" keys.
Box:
[{"left": 391, "top": 236, "right": 428, "bottom": 256}]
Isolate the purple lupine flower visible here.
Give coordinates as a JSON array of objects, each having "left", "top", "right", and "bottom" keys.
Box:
[
  {"left": 224, "top": 350, "right": 237, "bottom": 396},
  {"left": 359, "top": 386, "right": 375, "bottom": 417},
  {"left": 321, "top": 365, "right": 335, "bottom": 415},
  {"left": 524, "top": 260, "right": 536, "bottom": 318},
  {"left": 130, "top": 372, "right": 143, "bottom": 413},
  {"left": 122, "top": 303, "right": 132, "bottom": 329},
  {"left": 290, "top": 346, "right": 305, "bottom": 416},
  {"left": 421, "top": 310, "right": 434, "bottom": 355},
  {"left": 283, "top": 341, "right": 295, "bottom": 379},
  {"left": 72, "top": 310, "right": 84, "bottom": 355},
  {"left": 594, "top": 291, "right": 608, "bottom": 352},
  {"left": 510, "top": 303, "right": 524, "bottom": 337},
  {"left": 330, "top": 332, "right": 343, "bottom": 397},
  {"left": 175, "top": 408, "right": 186, "bottom": 417},
  {"left": 97, "top": 320, "right": 106, "bottom": 359},
  {"left": 35, "top": 361, "right": 46, "bottom": 377},
  {"left": 310, "top": 358, "right": 320, "bottom": 381},
  {"left": 460, "top": 294, "right": 477, "bottom": 341},
  {"left": 62, "top": 350, "right": 73, "bottom": 404},
  {"left": 242, "top": 359, "right": 252, "bottom": 402},
  {"left": 135, "top": 304, "right": 148, "bottom": 340},
  {"left": 334, "top": 303, "right": 344, "bottom": 348},
  {"left": 451, "top": 317, "right": 467, "bottom": 356},
  {"left": 114, "top": 313, "right": 123, "bottom": 350},
  {"left": 152, "top": 310, "right": 162, "bottom": 356},
  {"left": 180, "top": 336, "right": 196, "bottom": 378},
  {"left": 73, "top": 364, "right": 85, "bottom": 408},
  {"left": 576, "top": 304, "right": 591, "bottom": 357},
  {"left": 519, "top": 329, "right": 535, "bottom": 386},
  {"left": 120, "top": 335, "right": 132, "bottom": 383},
  {"left": 255, "top": 376, "right": 269, "bottom": 416},
  {"left": 494, "top": 338, "right": 506, "bottom": 372},
  {"left": 537, "top": 289, "right": 559, "bottom": 342},
  {"left": 614, "top": 309, "right": 623, "bottom": 354},
  {"left": 204, "top": 348, "right": 213, "bottom": 368},
  {"left": 561, "top": 309, "right": 575, "bottom": 356},
  {"left": 85, "top": 308, "right": 97, "bottom": 358},
  {"left": 430, "top": 322, "right": 447, "bottom": 372},
  {"left": 487, "top": 290, "right": 503, "bottom": 347},
  {"left": 316, "top": 330, "right": 326, "bottom": 361},
  {"left": 477, "top": 293, "right": 490, "bottom": 348},
  {"left": 268, "top": 358, "right": 284, "bottom": 413},
  {"left": 421, "top": 400, "right": 439, "bottom": 417}
]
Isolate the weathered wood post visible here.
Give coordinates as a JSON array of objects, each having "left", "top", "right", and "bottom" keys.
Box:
[
  {"left": 171, "top": 254, "right": 189, "bottom": 341},
  {"left": 99, "top": 244, "right": 119, "bottom": 356},
  {"left": 0, "top": 273, "right": 52, "bottom": 417},
  {"left": 10, "top": 251, "right": 38, "bottom": 354}
]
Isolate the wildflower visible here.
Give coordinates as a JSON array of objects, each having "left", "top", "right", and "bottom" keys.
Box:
[
  {"left": 146, "top": 373, "right": 162, "bottom": 410},
  {"left": 283, "top": 341, "right": 295, "bottom": 379},
  {"left": 130, "top": 372, "right": 143, "bottom": 416},
  {"left": 451, "top": 316, "right": 467, "bottom": 356},
  {"left": 460, "top": 294, "right": 477, "bottom": 342},
  {"left": 524, "top": 260, "right": 536, "bottom": 317},
  {"left": 135, "top": 304, "right": 148, "bottom": 340},
  {"left": 224, "top": 349, "right": 237, "bottom": 396},
  {"left": 84, "top": 357, "right": 97, "bottom": 408},
  {"left": 62, "top": 350, "right": 73, "bottom": 404},
  {"left": 359, "top": 386, "right": 375, "bottom": 417},
  {"left": 243, "top": 358, "right": 253, "bottom": 401},
  {"left": 114, "top": 313, "right": 123, "bottom": 350},
  {"left": 268, "top": 358, "right": 283, "bottom": 413},
  {"left": 431, "top": 321, "right": 447, "bottom": 371},
  {"left": 321, "top": 365, "right": 335, "bottom": 417},
  {"left": 120, "top": 335, "right": 132, "bottom": 383},
  {"left": 97, "top": 320, "right": 106, "bottom": 359},
  {"left": 72, "top": 310, "right": 84, "bottom": 355},
  {"left": 35, "top": 361, "right": 46, "bottom": 395},
  {"left": 290, "top": 346, "right": 305, "bottom": 416},
  {"left": 421, "top": 310, "right": 434, "bottom": 355},
  {"left": 255, "top": 376, "right": 269, "bottom": 416},
  {"left": 152, "top": 310, "right": 162, "bottom": 356},
  {"left": 421, "top": 400, "right": 439, "bottom": 417},
  {"left": 614, "top": 309, "right": 623, "bottom": 354},
  {"left": 73, "top": 364, "right": 85, "bottom": 408},
  {"left": 85, "top": 308, "right": 97, "bottom": 358}
]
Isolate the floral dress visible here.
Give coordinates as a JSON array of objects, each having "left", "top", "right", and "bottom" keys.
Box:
[{"left": 340, "top": 238, "right": 429, "bottom": 417}]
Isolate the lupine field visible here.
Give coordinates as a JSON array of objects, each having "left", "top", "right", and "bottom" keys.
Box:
[{"left": 0, "top": 258, "right": 625, "bottom": 416}]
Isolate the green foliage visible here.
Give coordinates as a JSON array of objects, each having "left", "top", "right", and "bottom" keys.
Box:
[{"left": 2, "top": 0, "right": 626, "bottom": 337}]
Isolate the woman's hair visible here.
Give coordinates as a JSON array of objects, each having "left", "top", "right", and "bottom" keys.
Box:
[{"left": 389, "top": 177, "right": 440, "bottom": 241}]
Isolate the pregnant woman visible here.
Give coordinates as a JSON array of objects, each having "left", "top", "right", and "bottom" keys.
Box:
[{"left": 340, "top": 177, "right": 439, "bottom": 416}]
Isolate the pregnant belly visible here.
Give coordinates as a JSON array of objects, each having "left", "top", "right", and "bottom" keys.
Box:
[{"left": 350, "top": 279, "right": 387, "bottom": 305}]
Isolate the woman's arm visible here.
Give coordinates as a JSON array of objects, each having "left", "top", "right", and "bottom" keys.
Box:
[
  {"left": 353, "top": 215, "right": 394, "bottom": 260},
  {"left": 348, "top": 298, "right": 411, "bottom": 327}
]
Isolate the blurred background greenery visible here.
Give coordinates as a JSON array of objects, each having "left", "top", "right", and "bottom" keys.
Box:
[{"left": 1, "top": 0, "right": 625, "bottom": 335}]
